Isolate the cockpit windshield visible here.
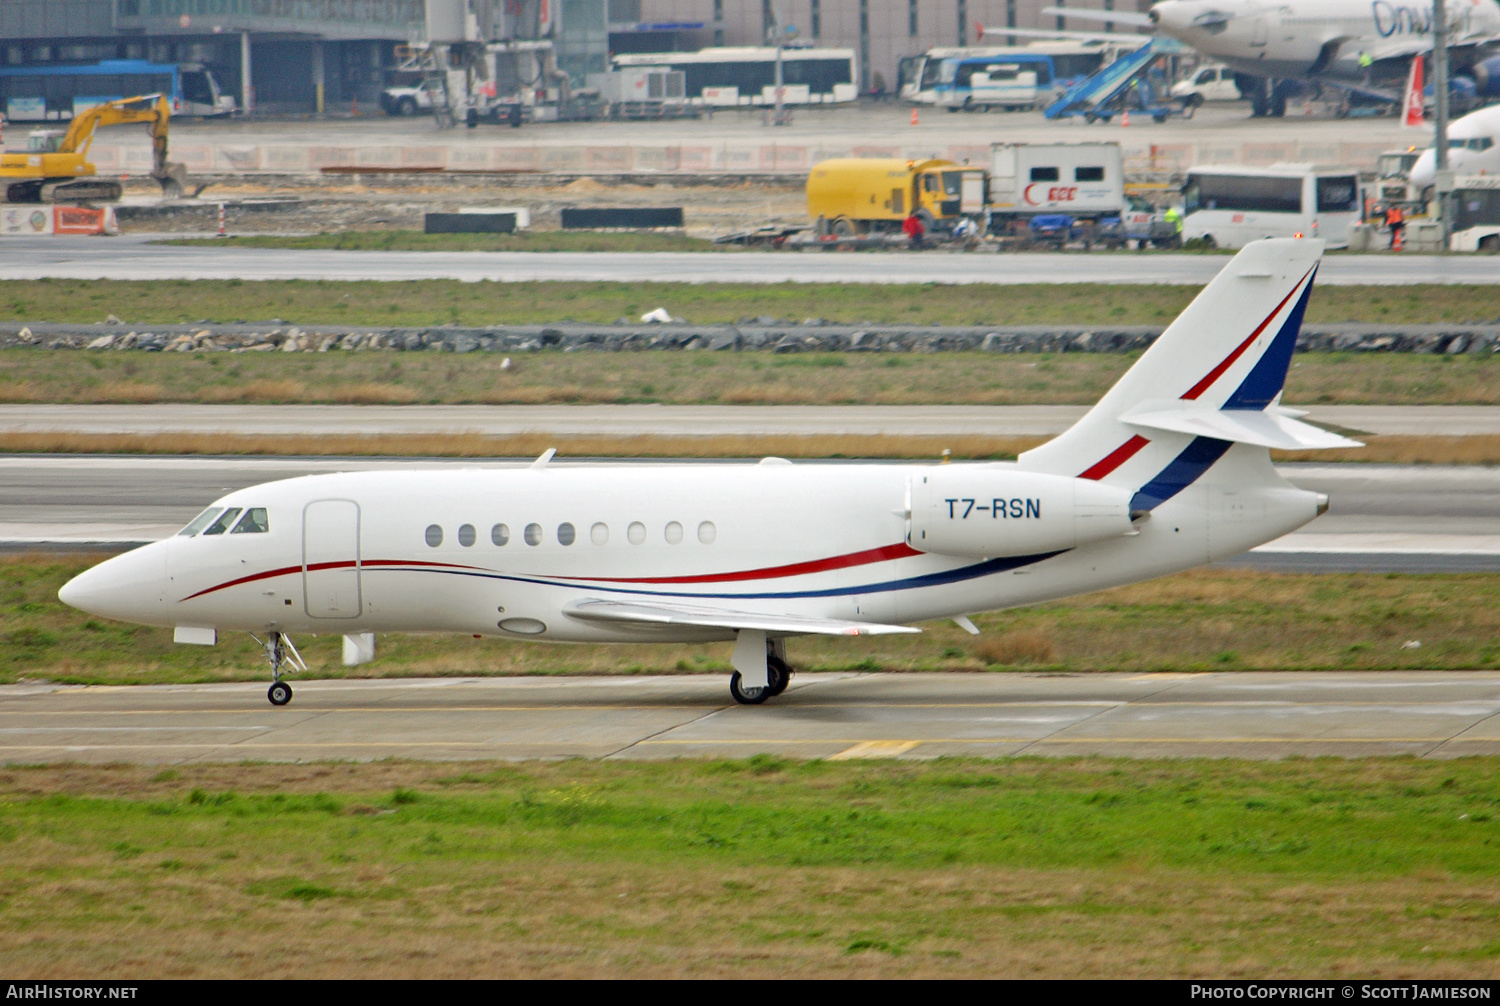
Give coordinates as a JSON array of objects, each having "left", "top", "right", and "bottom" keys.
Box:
[
  {"left": 202, "top": 508, "right": 243, "bottom": 535},
  {"left": 177, "top": 506, "right": 270, "bottom": 537},
  {"left": 178, "top": 507, "right": 224, "bottom": 536}
]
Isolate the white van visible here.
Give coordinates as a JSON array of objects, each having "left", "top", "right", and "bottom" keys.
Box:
[
  {"left": 1169, "top": 65, "right": 1242, "bottom": 106},
  {"left": 1181, "top": 164, "right": 1362, "bottom": 249}
]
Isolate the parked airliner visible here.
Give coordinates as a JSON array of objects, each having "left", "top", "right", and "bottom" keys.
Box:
[
  {"left": 1409, "top": 101, "right": 1500, "bottom": 190},
  {"left": 58, "top": 239, "right": 1355, "bottom": 707},
  {"left": 1030, "top": 0, "right": 1500, "bottom": 114}
]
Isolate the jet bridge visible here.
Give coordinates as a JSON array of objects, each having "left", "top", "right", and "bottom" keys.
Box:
[{"left": 1044, "top": 36, "right": 1189, "bottom": 122}]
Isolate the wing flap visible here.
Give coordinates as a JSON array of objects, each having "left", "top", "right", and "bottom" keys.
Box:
[
  {"left": 1121, "top": 399, "right": 1363, "bottom": 450},
  {"left": 562, "top": 598, "right": 920, "bottom": 636}
]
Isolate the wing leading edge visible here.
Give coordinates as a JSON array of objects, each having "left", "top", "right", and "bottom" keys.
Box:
[{"left": 562, "top": 598, "right": 921, "bottom": 636}]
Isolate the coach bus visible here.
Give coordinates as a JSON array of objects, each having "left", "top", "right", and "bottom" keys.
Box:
[
  {"left": 0, "top": 60, "right": 234, "bottom": 122},
  {"left": 609, "top": 47, "right": 857, "bottom": 106},
  {"left": 900, "top": 41, "right": 1124, "bottom": 104}
]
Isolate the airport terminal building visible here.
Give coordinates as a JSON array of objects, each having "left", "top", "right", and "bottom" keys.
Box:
[{"left": 0, "top": 0, "right": 1150, "bottom": 114}]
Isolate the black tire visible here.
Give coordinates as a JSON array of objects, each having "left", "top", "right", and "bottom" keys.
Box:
[
  {"left": 1201, "top": 234, "right": 1217, "bottom": 250},
  {"left": 268, "top": 681, "right": 292, "bottom": 706},
  {"left": 1183, "top": 93, "right": 1204, "bottom": 110},
  {"left": 767, "top": 655, "right": 792, "bottom": 696},
  {"left": 1480, "top": 235, "right": 1500, "bottom": 253},
  {"left": 831, "top": 217, "right": 856, "bottom": 237},
  {"left": 1153, "top": 113, "right": 1167, "bottom": 123},
  {"left": 729, "top": 671, "right": 770, "bottom": 705},
  {"left": 398, "top": 97, "right": 417, "bottom": 116}
]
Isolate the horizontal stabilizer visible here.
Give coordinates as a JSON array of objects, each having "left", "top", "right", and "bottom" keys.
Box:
[
  {"left": 1121, "top": 400, "right": 1363, "bottom": 450},
  {"left": 563, "top": 598, "right": 920, "bottom": 636}
]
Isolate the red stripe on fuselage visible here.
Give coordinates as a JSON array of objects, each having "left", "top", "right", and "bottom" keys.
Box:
[
  {"left": 554, "top": 542, "right": 923, "bottom": 584},
  {"left": 1079, "top": 434, "right": 1148, "bottom": 480},
  {"left": 176, "top": 544, "right": 923, "bottom": 602}
]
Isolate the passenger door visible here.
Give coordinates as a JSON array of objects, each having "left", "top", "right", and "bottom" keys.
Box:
[{"left": 303, "top": 499, "right": 361, "bottom": 619}]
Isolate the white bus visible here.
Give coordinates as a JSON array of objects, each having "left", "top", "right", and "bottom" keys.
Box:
[
  {"left": 1181, "top": 164, "right": 1362, "bottom": 249},
  {"left": 609, "top": 47, "right": 857, "bottom": 107},
  {"left": 899, "top": 41, "right": 1125, "bottom": 104},
  {"left": 1450, "top": 175, "right": 1500, "bottom": 252}
]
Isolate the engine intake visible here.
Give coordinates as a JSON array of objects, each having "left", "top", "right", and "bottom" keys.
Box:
[{"left": 908, "top": 466, "right": 1134, "bottom": 558}]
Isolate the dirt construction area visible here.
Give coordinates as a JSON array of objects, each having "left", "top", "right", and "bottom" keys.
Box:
[{"left": 97, "top": 101, "right": 1415, "bottom": 238}]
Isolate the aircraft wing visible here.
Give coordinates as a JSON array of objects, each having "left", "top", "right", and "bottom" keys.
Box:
[
  {"left": 1040, "top": 6, "right": 1155, "bottom": 28},
  {"left": 980, "top": 26, "right": 1153, "bottom": 45},
  {"left": 562, "top": 598, "right": 921, "bottom": 636}
]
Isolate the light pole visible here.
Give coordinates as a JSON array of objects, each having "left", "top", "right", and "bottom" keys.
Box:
[
  {"left": 765, "top": 8, "right": 795, "bottom": 126},
  {"left": 1433, "top": 0, "right": 1451, "bottom": 245}
]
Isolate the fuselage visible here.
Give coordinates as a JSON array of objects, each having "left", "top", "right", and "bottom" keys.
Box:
[
  {"left": 1409, "top": 102, "right": 1500, "bottom": 188},
  {"left": 1150, "top": 0, "right": 1500, "bottom": 81},
  {"left": 59, "top": 458, "right": 1322, "bottom": 644}
]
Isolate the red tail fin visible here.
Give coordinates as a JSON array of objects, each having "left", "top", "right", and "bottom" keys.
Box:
[{"left": 1403, "top": 54, "right": 1425, "bottom": 128}]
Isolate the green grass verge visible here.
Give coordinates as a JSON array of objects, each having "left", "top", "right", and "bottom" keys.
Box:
[
  {"left": 7, "top": 348, "right": 1500, "bottom": 407},
  {"left": 3, "top": 279, "right": 1498, "bottom": 328},
  {"left": 7, "top": 556, "right": 1500, "bottom": 684},
  {"left": 157, "top": 231, "right": 726, "bottom": 253},
  {"left": 0, "top": 758, "right": 1496, "bottom": 976}
]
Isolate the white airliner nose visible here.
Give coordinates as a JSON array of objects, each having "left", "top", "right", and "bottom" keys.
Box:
[{"left": 58, "top": 542, "right": 169, "bottom": 625}]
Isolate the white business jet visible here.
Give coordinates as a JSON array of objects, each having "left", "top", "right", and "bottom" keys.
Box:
[
  {"left": 58, "top": 239, "right": 1355, "bottom": 708},
  {"left": 1023, "top": 0, "right": 1500, "bottom": 115}
]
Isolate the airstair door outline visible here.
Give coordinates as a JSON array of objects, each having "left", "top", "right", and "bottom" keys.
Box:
[{"left": 303, "top": 499, "right": 361, "bottom": 619}]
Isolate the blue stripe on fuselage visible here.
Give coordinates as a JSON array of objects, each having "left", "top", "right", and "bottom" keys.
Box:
[{"left": 1129, "top": 436, "right": 1233, "bottom": 512}]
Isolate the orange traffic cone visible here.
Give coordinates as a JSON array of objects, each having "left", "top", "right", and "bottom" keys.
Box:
[
  {"left": 1121, "top": 109, "right": 1130, "bottom": 127},
  {"left": 910, "top": 107, "right": 919, "bottom": 126}
]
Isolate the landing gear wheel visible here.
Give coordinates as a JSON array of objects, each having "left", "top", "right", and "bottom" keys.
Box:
[
  {"left": 268, "top": 681, "right": 292, "bottom": 706},
  {"left": 767, "top": 655, "right": 792, "bottom": 696},
  {"left": 729, "top": 671, "right": 770, "bottom": 705}
]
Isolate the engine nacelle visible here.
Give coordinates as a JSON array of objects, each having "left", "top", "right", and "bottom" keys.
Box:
[
  {"left": 908, "top": 466, "right": 1135, "bottom": 559},
  {"left": 1473, "top": 56, "right": 1500, "bottom": 98}
]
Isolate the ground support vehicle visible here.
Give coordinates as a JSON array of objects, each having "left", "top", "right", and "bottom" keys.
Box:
[
  {"left": 1169, "top": 64, "right": 1243, "bottom": 108},
  {"left": 806, "top": 158, "right": 986, "bottom": 236},
  {"left": 1045, "top": 38, "right": 1192, "bottom": 123},
  {"left": 1181, "top": 164, "right": 1362, "bottom": 249},
  {"left": 1374, "top": 148, "right": 1423, "bottom": 207},
  {"left": 1, "top": 93, "right": 185, "bottom": 204},
  {"left": 934, "top": 53, "right": 1053, "bottom": 111},
  {"left": 611, "top": 47, "right": 857, "bottom": 108},
  {"left": 1449, "top": 175, "right": 1500, "bottom": 252},
  {"left": 985, "top": 142, "right": 1127, "bottom": 235}
]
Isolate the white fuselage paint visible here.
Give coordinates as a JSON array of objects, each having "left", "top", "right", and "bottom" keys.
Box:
[
  {"left": 1150, "top": 0, "right": 1500, "bottom": 82},
  {"left": 59, "top": 456, "right": 1321, "bottom": 644}
]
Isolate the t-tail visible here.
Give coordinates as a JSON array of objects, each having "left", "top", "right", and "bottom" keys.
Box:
[{"left": 1018, "top": 237, "right": 1359, "bottom": 559}]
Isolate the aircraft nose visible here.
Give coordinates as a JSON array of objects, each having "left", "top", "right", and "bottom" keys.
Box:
[{"left": 58, "top": 544, "right": 168, "bottom": 624}]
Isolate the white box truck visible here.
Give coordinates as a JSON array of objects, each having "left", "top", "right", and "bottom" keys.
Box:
[{"left": 987, "top": 142, "right": 1126, "bottom": 222}]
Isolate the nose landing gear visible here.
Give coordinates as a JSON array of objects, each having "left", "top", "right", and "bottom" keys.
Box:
[{"left": 254, "top": 631, "right": 306, "bottom": 707}]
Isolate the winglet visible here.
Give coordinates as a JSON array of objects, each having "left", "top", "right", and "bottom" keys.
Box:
[{"left": 530, "top": 448, "right": 557, "bottom": 469}]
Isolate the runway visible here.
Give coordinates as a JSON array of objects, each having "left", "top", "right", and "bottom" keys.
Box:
[
  {"left": 3, "top": 671, "right": 1497, "bottom": 763},
  {"left": 0, "top": 235, "right": 1490, "bottom": 285}
]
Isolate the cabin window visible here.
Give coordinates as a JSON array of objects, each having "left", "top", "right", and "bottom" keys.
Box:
[
  {"left": 492, "top": 523, "right": 510, "bottom": 546},
  {"left": 1029, "top": 166, "right": 1059, "bottom": 182},
  {"left": 1075, "top": 166, "right": 1104, "bottom": 182},
  {"left": 524, "top": 523, "right": 543, "bottom": 546},
  {"left": 665, "top": 521, "right": 684, "bottom": 545},
  {"left": 458, "top": 523, "right": 476, "bottom": 547},
  {"left": 202, "top": 508, "right": 242, "bottom": 536},
  {"left": 627, "top": 521, "right": 647, "bottom": 544},
  {"left": 557, "top": 522, "right": 576, "bottom": 546},
  {"left": 230, "top": 508, "right": 268, "bottom": 534},
  {"left": 698, "top": 521, "right": 717, "bottom": 544},
  {"left": 591, "top": 522, "right": 609, "bottom": 545},
  {"left": 177, "top": 507, "right": 223, "bottom": 536},
  {"left": 425, "top": 524, "right": 443, "bottom": 547}
]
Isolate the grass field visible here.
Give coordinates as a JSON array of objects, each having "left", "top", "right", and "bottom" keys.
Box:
[
  {"left": 7, "top": 348, "right": 1500, "bottom": 408},
  {"left": 4, "top": 279, "right": 1500, "bottom": 328},
  {"left": 6, "top": 555, "right": 1500, "bottom": 685},
  {"left": 0, "top": 757, "right": 1497, "bottom": 977}
]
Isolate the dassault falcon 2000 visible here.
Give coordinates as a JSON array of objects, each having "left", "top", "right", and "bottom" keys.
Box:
[{"left": 58, "top": 239, "right": 1356, "bottom": 707}]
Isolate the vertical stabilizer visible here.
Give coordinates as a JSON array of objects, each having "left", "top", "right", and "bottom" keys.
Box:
[{"left": 1018, "top": 238, "right": 1326, "bottom": 507}]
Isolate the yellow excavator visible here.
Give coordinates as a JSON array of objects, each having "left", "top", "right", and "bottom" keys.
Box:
[{"left": 0, "top": 93, "right": 187, "bottom": 203}]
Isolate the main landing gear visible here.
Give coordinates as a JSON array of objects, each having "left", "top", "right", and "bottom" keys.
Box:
[
  {"left": 728, "top": 634, "right": 795, "bottom": 705},
  {"left": 255, "top": 631, "right": 307, "bottom": 707}
]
